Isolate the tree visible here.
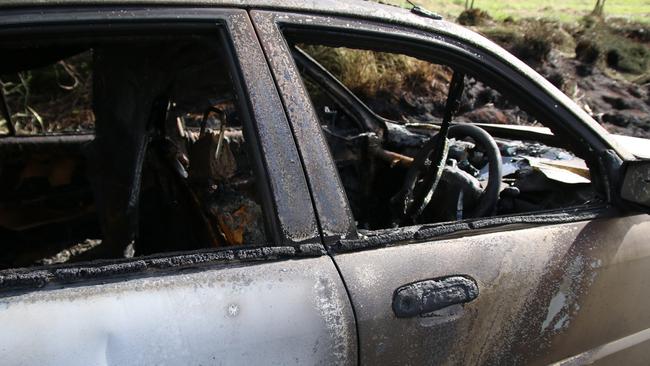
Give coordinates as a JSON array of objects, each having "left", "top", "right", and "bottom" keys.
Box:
[{"left": 592, "top": 0, "right": 606, "bottom": 17}]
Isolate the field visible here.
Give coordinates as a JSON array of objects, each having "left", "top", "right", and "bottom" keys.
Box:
[{"left": 381, "top": 0, "right": 650, "bottom": 23}]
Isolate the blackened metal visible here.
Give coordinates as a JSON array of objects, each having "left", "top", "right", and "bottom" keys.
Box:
[
  {"left": 0, "top": 85, "right": 15, "bottom": 136},
  {"left": 226, "top": 12, "right": 320, "bottom": 245},
  {"left": 332, "top": 228, "right": 418, "bottom": 252},
  {"left": 87, "top": 43, "right": 162, "bottom": 258},
  {"left": 406, "top": 1, "right": 444, "bottom": 21},
  {"left": 442, "top": 72, "right": 466, "bottom": 128},
  {"left": 447, "top": 124, "right": 502, "bottom": 218},
  {"left": 0, "top": 134, "right": 93, "bottom": 156},
  {"left": 469, "top": 123, "right": 559, "bottom": 146},
  {"left": 199, "top": 106, "right": 223, "bottom": 137},
  {"left": 0, "top": 243, "right": 325, "bottom": 296},
  {"left": 392, "top": 72, "right": 465, "bottom": 224},
  {"left": 333, "top": 205, "right": 612, "bottom": 253},
  {"left": 292, "top": 46, "right": 385, "bottom": 137},
  {"left": 413, "top": 221, "right": 473, "bottom": 239},
  {"left": 392, "top": 275, "right": 478, "bottom": 318},
  {"left": 252, "top": 13, "right": 357, "bottom": 242},
  {"left": 0, "top": 8, "right": 320, "bottom": 246},
  {"left": 599, "top": 149, "right": 624, "bottom": 205}
]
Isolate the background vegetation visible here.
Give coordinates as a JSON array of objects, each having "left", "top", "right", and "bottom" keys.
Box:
[
  {"left": 301, "top": 0, "right": 650, "bottom": 135},
  {"left": 382, "top": 0, "right": 649, "bottom": 23}
]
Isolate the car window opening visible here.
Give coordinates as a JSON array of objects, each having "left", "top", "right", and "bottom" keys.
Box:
[
  {"left": 293, "top": 44, "right": 598, "bottom": 232},
  {"left": 0, "top": 33, "right": 267, "bottom": 270}
]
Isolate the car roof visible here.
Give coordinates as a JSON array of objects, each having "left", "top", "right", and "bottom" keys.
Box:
[
  {"left": 0, "top": 0, "right": 457, "bottom": 32},
  {"left": 0, "top": 0, "right": 490, "bottom": 64}
]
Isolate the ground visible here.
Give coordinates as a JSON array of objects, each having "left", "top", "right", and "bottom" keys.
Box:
[
  {"left": 349, "top": 1, "right": 650, "bottom": 139},
  {"left": 381, "top": 0, "right": 650, "bottom": 24}
]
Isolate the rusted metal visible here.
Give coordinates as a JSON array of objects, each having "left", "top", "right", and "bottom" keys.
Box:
[{"left": 372, "top": 147, "right": 414, "bottom": 168}]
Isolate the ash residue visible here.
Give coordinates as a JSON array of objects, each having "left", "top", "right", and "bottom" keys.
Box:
[
  {"left": 335, "top": 205, "right": 611, "bottom": 253},
  {"left": 0, "top": 244, "right": 323, "bottom": 295},
  {"left": 39, "top": 239, "right": 102, "bottom": 266}
]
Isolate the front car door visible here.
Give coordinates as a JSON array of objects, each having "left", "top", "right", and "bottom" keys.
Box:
[
  {"left": 252, "top": 8, "right": 650, "bottom": 365},
  {"left": 0, "top": 7, "right": 356, "bottom": 365}
]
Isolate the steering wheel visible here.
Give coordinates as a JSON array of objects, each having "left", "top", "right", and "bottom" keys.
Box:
[{"left": 392, "top": 124, "right": 502, "bottom": 224}]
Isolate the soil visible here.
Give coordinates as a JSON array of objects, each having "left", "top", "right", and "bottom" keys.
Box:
[
  {"left": 537, "top": 51, "right": 650, "bottom": 138},
  {"left": 350, "top": 15, "right": 650, "bottom": 139}
]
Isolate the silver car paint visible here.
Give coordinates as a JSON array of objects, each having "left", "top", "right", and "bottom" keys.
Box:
[
  {"left": 0, "top": 257, "right": 357, "bottom": 365},
  {"left": 334, "top": 214, "right": 650, "bottom": 365}
]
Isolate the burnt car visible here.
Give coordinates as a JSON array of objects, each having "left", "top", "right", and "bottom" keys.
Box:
[{"left": 0, "top": 0, "right": 649, "bottom": 365}]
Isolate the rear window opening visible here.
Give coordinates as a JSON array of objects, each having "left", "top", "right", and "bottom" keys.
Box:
[
  {"left": 0, "top": 31, "right": 268, "bottom": 270},
  {"left": 1, "top": 49, "right": 94, "bottom": 136}
]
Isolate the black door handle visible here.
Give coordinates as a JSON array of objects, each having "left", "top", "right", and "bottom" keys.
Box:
[{"left": 392, "top": 275, "right": 479, "bottom": 318}]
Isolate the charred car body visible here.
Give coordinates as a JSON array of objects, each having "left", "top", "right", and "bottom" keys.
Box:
[{"left": 0, "top": 1, "right": 649, "bottom": 365}]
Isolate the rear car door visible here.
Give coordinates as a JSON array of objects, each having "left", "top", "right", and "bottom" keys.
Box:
[
  {"left": 252, "top": 9, "right": 650, "bottom": 365},
  {"left": 0, "top": 8, "right": 356, "bottom": 365}
]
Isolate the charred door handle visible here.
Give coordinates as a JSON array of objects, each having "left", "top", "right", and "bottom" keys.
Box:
[{"left": 392, "top": 275, "right": 479, "bottom": 318}]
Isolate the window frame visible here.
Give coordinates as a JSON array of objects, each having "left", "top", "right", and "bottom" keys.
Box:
[
  {"left": 0, "top": 7, "right": 323, "bottom": 292},
  {"left": 251, "top": 10, "right": 625, "bottom": 247}
]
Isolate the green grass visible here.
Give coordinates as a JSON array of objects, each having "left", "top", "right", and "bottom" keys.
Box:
[{"left": 381, "top": 0, "right": 650, "bottom": 23}]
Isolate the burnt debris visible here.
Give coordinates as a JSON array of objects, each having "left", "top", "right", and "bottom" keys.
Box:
[{"left": 0, "top": 35, "right": 267, "bottom": 270}]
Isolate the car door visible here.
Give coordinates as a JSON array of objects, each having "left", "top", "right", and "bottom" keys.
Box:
[
  {"left": 252, "top": 9, "right": 650, "bottom": 365},
  {"left": 0, "top": 8, "right": 356, "bottom": 366}
]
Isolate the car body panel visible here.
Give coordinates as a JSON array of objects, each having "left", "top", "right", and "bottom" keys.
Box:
[
  {"left": 333, "top": 214, "right": 650, "bottom": 365},
  {"left": 611, "top": 134, "right": 650, "bottom": 159},
  {"left": 0, "top": 256, "right": 357, "bottom": 365}
]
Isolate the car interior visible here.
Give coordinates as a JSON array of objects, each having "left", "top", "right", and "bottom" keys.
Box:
[
  {"left": 0, "top": 29, "right": 600, "bottom": 269},
  {"left": 291, "top": 43, "right": 598, "bottom": 232},
  {"left": 0, "top": 33, "right": 266, "bottom": 269}
]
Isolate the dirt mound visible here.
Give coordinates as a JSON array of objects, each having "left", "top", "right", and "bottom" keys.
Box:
[{"left": 538, "top": 50, "right": 650, "bottom": 137}]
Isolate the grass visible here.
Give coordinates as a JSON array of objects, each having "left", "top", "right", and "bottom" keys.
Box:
[
  {"left": 301, "top": 45, "right": 448, "bottom": 97},
  {"left": 300, "top": 44, "right": 452, "bottom": 119},
  {"left": 381, "top": 0, "right": 650, "bottom": 23}
]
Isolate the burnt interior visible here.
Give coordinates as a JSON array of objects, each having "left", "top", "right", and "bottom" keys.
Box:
[
  {"left": 0, "top": 32, "right": 266, "bottom": 269},
  {"left": 292, "top": 44, "right": 599, "bottom": 231},
  {"left": 0, "top": 28, "right": 603, "bottom": 270}
]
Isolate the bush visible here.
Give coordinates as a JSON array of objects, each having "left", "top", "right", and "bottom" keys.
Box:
[
  {"left": 575, "top": 39, "right": 600, "bottom": 64},
  {"left": 457, "top": 8, "right": 492, "bottom": 26},
  {"left": 605, "top": 43, "right": 649, "bottom": 74},
  {"left": 483, "top": 21, "right": 566, "bottom": 64}
]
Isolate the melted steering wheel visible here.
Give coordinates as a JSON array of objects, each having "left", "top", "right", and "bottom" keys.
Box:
[{"left": 392, "top": 124, "right": 502, "bottom": 224}]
